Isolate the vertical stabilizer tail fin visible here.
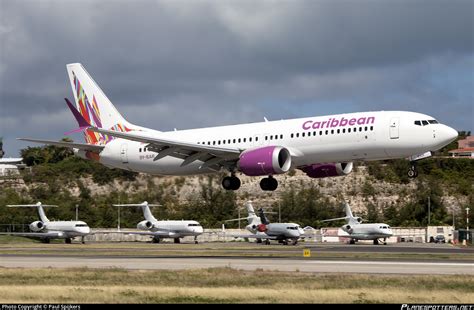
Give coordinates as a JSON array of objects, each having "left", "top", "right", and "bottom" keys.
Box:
[
  {"left": 66, "top": 63, "right": 138, "bottom": 145},
  {"left": 140, "top": 201, "right": 158, "bottom": 222}
]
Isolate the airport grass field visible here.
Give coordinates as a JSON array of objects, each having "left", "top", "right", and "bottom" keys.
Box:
[{"left": 0, "top": 267, "right": 473, "bottom": 303}]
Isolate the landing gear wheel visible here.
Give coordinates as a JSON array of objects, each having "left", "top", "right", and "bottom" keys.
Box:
[
  {"left": 373, "top": 239, "right": 380, "bottom": 245},
  {"left": 264, "top": 239, "right": 271, "bottom": 245},
  {"left": 260, "top": 176, "right": 278, "bottom": 191},
  {"left": 152, "top": 237, "right": 161, "bottom": 243},
  {"left": 65, "top": 238, "right": 72, "bottom": 244},
  {"left": 222, "top": 176, "right": 241, "bottom": 190},
  {"left": 174, "top": 238, "right": 181, "bottom": 244},
  {"left": 349, "top": 239, "right": 355, "bottom": 245}
]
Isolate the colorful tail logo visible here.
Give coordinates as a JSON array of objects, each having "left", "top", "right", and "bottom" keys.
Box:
[{"left": 73, "top": 72, "right": 131, "bottom": 145}]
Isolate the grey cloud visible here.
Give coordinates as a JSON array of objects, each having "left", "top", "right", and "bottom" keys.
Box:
[{"left": 0, "top": 0, "right": 473, "bottom": 156}]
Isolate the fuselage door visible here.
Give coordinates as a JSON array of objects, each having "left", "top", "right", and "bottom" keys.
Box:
[
  {"left": 120, "top": 143, "right": 128, "bottom": 164},
  {"left": 389, "top": 117, "right": 399, "bottom": 139}
]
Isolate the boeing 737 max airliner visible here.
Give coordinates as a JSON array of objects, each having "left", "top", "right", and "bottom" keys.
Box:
[{"left": 19, "top": 63, "right": 458, "bottom": 191}]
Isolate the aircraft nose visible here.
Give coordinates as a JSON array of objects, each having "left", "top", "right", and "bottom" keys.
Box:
[{"left": 445, "top": 126, "right": 458, "bottom": 142}]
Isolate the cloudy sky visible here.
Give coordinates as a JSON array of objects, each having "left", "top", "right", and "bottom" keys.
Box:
[{"left": 1, "top": 0, "right": 473, "bottom": 157}]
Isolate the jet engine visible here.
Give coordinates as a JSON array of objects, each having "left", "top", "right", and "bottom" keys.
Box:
[
  {"left": 29, "top": 221, "right": 45, "bottom": 232},
  {"left": 342, "top": 224, "right": 353, "bottom": 234},
  {"left": 257, "top": 224, "right": 267, "bottom": 232},
  {"left": 137, "top": 220, "right": 154, "bottom": 230},
  {"left": 301, "top": 162, "right": 353, "bottom": 178},
  {"left": 239, "top": 146, "right": 291, "bottom": 176}
]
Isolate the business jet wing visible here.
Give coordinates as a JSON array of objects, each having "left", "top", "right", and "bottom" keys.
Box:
[
  {"left": 89, "top": 127, "right": 241, "bottom": 169},
  {"left": 230, "top": 233, "right": 279, "bottom": 240},
  {"left": 17, "top": 138, "right": 104, "bottom": 153},
  {"left": 107, "top": 230, "right": 177, "bottom": 237},
  {"left": 0, "top": 232, "right": 67, "bottom": 238}
]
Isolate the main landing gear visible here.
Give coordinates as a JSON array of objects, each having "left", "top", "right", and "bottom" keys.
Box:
[
  {"left": 260, "top": 176, "right": 278, "bottom": 191},
  {"left": 221, "top": 174, "right": 278, "bottom": 191},
  {"left": 407, "top": 162, "right": 418, "bottom": 178},
  {"left": 222, "top": 175, "right": 241, "bottom": 190}
]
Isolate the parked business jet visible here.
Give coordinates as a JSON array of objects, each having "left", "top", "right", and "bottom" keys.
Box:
[
  {"left": 19, "top": 63, "right": 458, "bottom": 191},
  {"left": 227, "top": 201, "right": 304, "bottom": 245},
  {"left": 323, "top": 202, "right": 393, "bottom": 245},
  {"left": 0, "top": 202, "right": 91, "bottom": 243},
  {"left": 112, "top": 201, "right": 203, "bottom": 244}
]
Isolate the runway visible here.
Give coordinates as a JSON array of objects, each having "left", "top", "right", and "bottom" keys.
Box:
[
  {"left": 0, "top": 255, "right": 472, "bottom": 275},
  {"left": 0, "top": 241, "right": 472, "bottom": 275}
]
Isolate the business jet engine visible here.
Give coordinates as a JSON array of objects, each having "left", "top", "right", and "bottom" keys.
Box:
[
  {"left": 301, "top": 162, "right": 353, "bottom": 178},
  {"left": 257, "top": 224, "right": 267, "bottom": 232},
  {"left": 342, "top": 224, "right": 353, "bottom": 234},
  {"left": 29, "top": 221, "right": 45, "bottom": 232},
  {"left": 137, "top": 220, "right": 154, "bottom": 230},
  {"left": 239, "top": 146, "right": 291, "bottom": 176}
]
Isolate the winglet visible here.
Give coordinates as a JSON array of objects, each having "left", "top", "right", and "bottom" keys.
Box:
[{"left": 64, "top": 98, "right": 91, "bottom": 135}]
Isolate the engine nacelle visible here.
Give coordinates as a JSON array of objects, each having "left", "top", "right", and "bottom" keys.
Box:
[
  {"left": 302, "top": 162, "right": 353, "bottom": 178},
  {"left": 239, "top": 146, "right": 291, "bottom": 176},
  {"left": 137, "top": 220, "right": 154, "bottom": 230},
  {"left": 257, "top": 224, "right": 267, "bottom": 232},
  {"left": 29, "top": 221, "right": 45, "bottom": 232},
  {"left": 342, "top": 224, "right": 353, "bottom": 234}
]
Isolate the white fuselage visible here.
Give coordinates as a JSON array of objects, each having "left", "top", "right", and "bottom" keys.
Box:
[
  {"left": 148, "top": 220, "right": 203, "bottom": 238},
  {"left": 40, "top": 221, "right": 91, "bottom": 238},
  {"left": 342, "top": 223, "right": 393, "bottom": 240},
  {"left": 95, "top": 111, "right": 457, "bottom": 175},
  {"left": 249, "top": 223, "right": 304, "bottom": 240}
]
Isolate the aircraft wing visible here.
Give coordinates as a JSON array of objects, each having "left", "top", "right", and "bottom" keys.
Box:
[
  {"left": 89, "top": 127, "right": 241, "bottom": 169},
  {"left": 17, "top": 138, "right": 104, "bottom": 153},
  {"left": 230, "top": 233, "right": 279, "bottom": 240},
  {"left": 0, "top": 232, "right": 67, "bottom": 238},
  {"left": 99, "top": 230, "right": 174, "bottom": 237}
]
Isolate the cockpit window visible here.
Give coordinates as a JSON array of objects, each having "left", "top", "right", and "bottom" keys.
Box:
[
  {"left": 414, "top": 121, "right": 421, "bottom": 126},
  {"left": 188, "top": 223, "right": 200, "bottom": 227},
  {"left": 75, "top": 224, "right": 88, "bottom": 227},
  {"left": 428, "top": 120, "right": 438, "bottom": 124},
  {"left": 422, "top": 120, "right": 429, "bottom": 126}
]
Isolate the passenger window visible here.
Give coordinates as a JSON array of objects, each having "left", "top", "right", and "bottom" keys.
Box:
[
  {"left": 238, "top": 138, "right": 241, "bottom": 143},
  {"left": 348, "top": 128, "right": 351, "bottom": 133},
  {"left": 325, "top": 130, "right": 328, "bottom": 135},
  {"left": 233, "top": 139, "right": 236, "bottom": 143},
  {"left": 331, "top": 130, "right": 334, "bottom": 134},
  {"left": 291, "top": 133, "right": 294, "bottom": 138},
  {"left": 243, "top": 138, "right": 246, "bottom": 142},
  {"left": 337, "top": 129, "right": 340, "bottom": 134},
  {"left": 370, "top": 126, "right": 373, "bottom": 131},
  {"left": 249, "top": 137, "right": 252, "bottom": 142},
  {"left": 365, "top": 127, "right": 367, "bottom": 131},
  {"left": 280, "top": 134, "right": 283, "bottom": 139},
  {"left": 296, "top": 133, "right": 299, "bottom": 138},
  {"left": 139, "top": 148, "right": 142, "bottom": 152},
  {"left": 359, "top": 127, "right": 362, "bottom": 132}
]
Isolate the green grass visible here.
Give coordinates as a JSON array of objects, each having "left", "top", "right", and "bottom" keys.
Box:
[{"left": 0, "top": 267, "right": 472, "bottom": 303}]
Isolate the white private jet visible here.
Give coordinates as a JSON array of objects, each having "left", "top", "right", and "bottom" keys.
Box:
[
  {"left": 322, "top": 202, "right": 393, "bottom": 245},
  {"left": 19, "top": 63, "right": 458, "bottom": 191},
  {"left": 226, "top": 201, "right": 304, "bottom": 245},
  {"left": 112, "top": 201, "right": 203, "bottom": 244},
  {"left": 0, "top": 202, "right": 91, "bottom": 244}
]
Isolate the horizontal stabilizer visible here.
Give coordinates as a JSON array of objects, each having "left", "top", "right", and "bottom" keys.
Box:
[{"left": 18, "top": 138, "right": 104, "bottom": 153}]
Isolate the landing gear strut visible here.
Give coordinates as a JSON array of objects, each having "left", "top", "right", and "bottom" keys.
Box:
[
  {"left": 260, "top": 175, "right": 278, "bottom": 191},
  {"left": 222, "top": 175, "right": 241, "bottom": 190},
  {"left": 407, "top": 162, "right": 418, "bottom": 178},
  {"left": 194, "top": 236, "right": 199, "bottom": 244}
]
